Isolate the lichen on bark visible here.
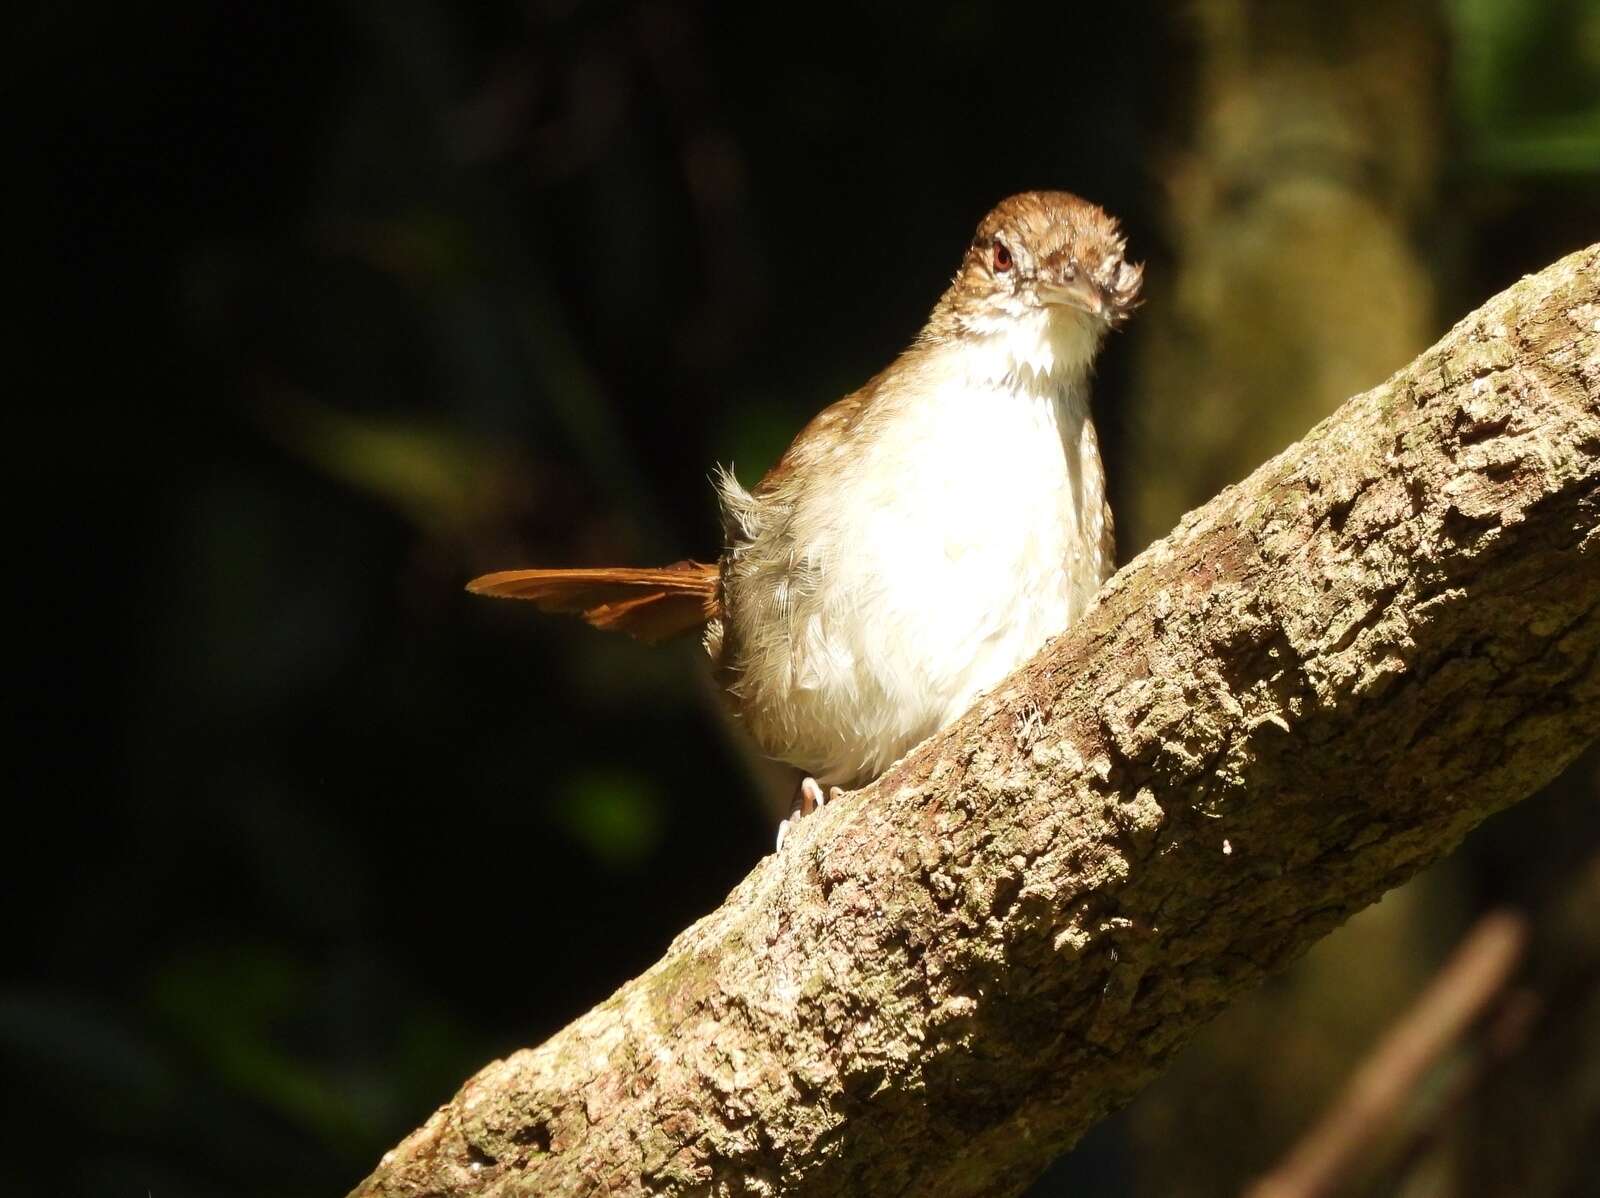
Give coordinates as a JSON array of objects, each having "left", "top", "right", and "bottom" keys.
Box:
[{"left": 351, "top": 245, "right": 1600, "bottom": 1198}]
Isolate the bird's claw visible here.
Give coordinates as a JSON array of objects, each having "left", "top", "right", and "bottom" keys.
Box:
[{"left": 775, "top": 777, "right": 842, "bottom": 851}]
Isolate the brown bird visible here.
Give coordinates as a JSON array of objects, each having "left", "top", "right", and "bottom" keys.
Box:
[{"left": 470, "top": 191, "right": 1142, "bottom": 847}]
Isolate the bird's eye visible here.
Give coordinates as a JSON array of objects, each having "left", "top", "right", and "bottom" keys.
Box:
[{"left": 992, "top": 239, "right": 1013, "bottom": 273}]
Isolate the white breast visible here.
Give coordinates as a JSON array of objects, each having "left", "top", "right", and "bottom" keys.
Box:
[{"left": 717, "top": 308, "right": 1112, "bottom": 787}]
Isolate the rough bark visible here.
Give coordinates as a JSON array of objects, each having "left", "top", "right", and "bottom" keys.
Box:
[{"left": 351, "top": 246, "right": 1600, "bottom": 1198}]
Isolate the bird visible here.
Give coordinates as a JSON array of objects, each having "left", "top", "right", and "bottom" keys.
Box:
[{"left": 469, "top": 191, "right": 1142, "bottom": 848}]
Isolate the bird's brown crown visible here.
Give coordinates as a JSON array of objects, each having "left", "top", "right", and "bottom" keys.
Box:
[{"left": 929, "top": 190, "right": 1142, "bottom": 336}]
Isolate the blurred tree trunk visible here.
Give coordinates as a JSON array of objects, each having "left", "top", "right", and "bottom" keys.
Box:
[
  {"left": 1118, "top": 2, "right": 1449, "bottom": 1194},
  {"left": 1125, "top": 0, "right": 1442, "bottom": 550}
]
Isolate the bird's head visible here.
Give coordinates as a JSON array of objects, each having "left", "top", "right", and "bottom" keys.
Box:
[{"left": 933, "top": 191, "right": 1143, "bottom": 341}]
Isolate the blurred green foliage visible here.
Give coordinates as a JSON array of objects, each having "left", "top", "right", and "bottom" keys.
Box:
[
  {"left": 554, "top": 770, "right": 667, "bottom": 870},
  {"left": 1451, "top": 0, "right": 1600, "bottom": 172}
]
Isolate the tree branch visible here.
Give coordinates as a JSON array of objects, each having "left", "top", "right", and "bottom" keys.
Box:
[
  {"left": 351, "top": 246, "right": 1600, "bottom": 1198},
  {"left": 1246, "top": 910, "right": 1530, "bottom": 1198}
]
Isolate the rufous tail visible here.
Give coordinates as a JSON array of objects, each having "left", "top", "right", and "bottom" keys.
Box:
[{"left": 466, "top": 561, "right": 719, "bottom": 645}]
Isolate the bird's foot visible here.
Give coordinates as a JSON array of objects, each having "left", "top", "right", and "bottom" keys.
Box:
[{"left": 775, "top": 777, "right": 845, "bottom": 851}]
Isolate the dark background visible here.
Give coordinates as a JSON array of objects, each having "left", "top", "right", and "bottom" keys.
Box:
[{"left": 13, "top": 2, "right": 1600, "bottom": 1195}]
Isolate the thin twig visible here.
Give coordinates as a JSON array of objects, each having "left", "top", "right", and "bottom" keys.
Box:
[{"left": 1246, "top": 911, "right": 1530, "bottom": 1198}]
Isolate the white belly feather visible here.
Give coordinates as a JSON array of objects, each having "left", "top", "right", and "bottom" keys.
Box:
[{"left": 715, "top": 310, "right": 1112, "bottom": 786}]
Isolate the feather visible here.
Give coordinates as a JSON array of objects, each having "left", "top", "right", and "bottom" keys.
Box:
[{"left": 466, "top": 561, "right": 719, "bottom": 645}]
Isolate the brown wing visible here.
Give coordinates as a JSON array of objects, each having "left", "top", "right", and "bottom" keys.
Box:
[
  {"left": 752, "top": 380, "right": 878, "bottom": 495},
  {"left": 466, "top": 561, "right": 719, "bottom": 645}
]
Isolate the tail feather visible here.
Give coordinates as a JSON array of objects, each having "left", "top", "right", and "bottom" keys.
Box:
[{"left": 466, "top": 561, "right": 719, "bottom": 645}]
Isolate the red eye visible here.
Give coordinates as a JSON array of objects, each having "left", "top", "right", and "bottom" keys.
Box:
[{"left": 992, "top": 239, "right": 1013, "bottom": 273}]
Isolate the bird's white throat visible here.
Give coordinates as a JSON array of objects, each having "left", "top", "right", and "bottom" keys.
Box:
[{"left": 955, "top": 304, "right": 1104, "bottom": 390}]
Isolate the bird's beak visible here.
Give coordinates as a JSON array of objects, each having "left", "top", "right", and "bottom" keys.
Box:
[
  {"left": 1039, "top": 257, "right": 1142, "bottom": 326},
  {"left": 1038, "top": 276, "right": 1109, "bottom": 319}
]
